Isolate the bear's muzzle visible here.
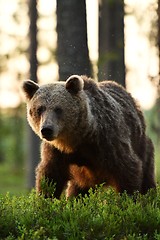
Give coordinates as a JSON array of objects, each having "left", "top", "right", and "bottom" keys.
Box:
[{"left": 41, "top": 126, "right": 55, "bottom": 141}]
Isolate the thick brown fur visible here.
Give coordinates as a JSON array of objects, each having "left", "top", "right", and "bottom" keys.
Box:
[{"left": 22, "top": 75, "right": 156, "bottom": 198}]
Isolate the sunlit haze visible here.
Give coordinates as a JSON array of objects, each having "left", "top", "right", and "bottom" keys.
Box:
[{"left": 0, "top": 0, "right": 158, "bottom": 109}]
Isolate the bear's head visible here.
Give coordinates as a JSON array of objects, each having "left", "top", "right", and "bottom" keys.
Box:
[{"left": 22, "top": 75, "right": 93, "bottom": 153}]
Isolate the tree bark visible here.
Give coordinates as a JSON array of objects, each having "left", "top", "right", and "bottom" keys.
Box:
[
  {"left": 158, "top": 0, "right": 160, "bottom": 94},
  {"left": 98, "top": 0, "right": 125, "bottom": 87},
  {"left": 56, "top": 0, "right": 92, "bottom": 80},
  {"left": 27, "top": 0, "right": 40, "bottom": 189}
]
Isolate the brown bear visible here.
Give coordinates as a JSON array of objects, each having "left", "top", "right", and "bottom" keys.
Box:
[{"left": 22, "top": 75, "right": 156, "bottom": 198}]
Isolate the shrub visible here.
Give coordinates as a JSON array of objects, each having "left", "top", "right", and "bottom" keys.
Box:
[{"left": 0, "top": 186, "right": 160, "bottom": 239}]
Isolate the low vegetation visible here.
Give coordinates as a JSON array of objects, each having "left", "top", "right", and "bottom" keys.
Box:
[{"left": 1, "top": 186, "right": 160, "bottom": 239}]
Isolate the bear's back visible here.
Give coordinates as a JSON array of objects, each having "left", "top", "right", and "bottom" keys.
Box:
[
  {"left": 101, "top": 81, "right": 145, "bottom": 131},
  {"left": 82, "top": 77, "right": 144, "bottom": 127},
  {"left": 82, "top": 77, "right": 146, "bottom": 153}
]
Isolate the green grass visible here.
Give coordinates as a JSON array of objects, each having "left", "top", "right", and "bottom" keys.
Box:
[
  {"left": 144, "top": 107, "right": 160, "bottom": 183},
  {"left": 0, "top": 163, "right": 26, "bottom": 195},
  {"left": 1, "top": 187, "right": 160, "bottom": 239},
  {"left": 155, "top": 144, "right": 160, "bottom": 184}
]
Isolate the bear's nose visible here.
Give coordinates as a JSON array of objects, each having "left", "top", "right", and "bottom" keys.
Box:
[{"left": 41, "top": 127, "right": 54, "bottom": 141}]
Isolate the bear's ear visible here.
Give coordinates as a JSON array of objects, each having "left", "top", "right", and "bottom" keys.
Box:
[
  {"left": 22, "top": 80, "right": 39, "bottom": 100},
  {"left": 66, "top": 75, "right": 84, "bottom": 94}
]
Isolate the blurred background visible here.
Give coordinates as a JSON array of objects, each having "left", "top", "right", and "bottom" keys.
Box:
[{"left": 0, "top": 0, "right": 159, "bottom": 195}]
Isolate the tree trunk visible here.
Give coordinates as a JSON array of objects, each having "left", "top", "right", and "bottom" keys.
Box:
[
  {"left": 158, "top": 0, "right": 160, "bottom": 94},
  {"left": 27, "top": 0, "right": 40, "bottom": 189},
  {"left": 56, "top": 0, "right": 92, "bottom": 80},
  {"left": 98, "top": 0, "right": 125, "bottom": 87}
]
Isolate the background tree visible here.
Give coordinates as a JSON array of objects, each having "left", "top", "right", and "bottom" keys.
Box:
[
  {"left": 27, "top": 0, "right": 40, "bottom": 189},
  {"left": 98, "top": 0, "right": 125, "bottom": 86},
  {"left": 158, "top": 0, "right": 160, "bottom": 94},
  {"left": 149, "top": 0, "right": 160, "bottom": 144},
  {"left": 56, "top": 0, "right": 92, "bottom": 80}
]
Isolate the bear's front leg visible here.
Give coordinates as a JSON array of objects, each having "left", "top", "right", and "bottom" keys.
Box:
[
  {"left": 36, "top": 142, "right": 69, "bottom": 198},
  {"left": 66, "top": 180, "right": 90, "bottom": 198}
]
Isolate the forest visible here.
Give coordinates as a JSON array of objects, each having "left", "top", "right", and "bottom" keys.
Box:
[{"left": 0, "top": 0, "right": 160, "bottom": 239}]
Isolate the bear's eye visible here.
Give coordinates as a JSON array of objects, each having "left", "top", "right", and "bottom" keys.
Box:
[
  {"left": 37, "top": 106, "right": 46, "bottom": 116},
  {"left": 54, "top": 107, "right": 63, "bottom": 116}
]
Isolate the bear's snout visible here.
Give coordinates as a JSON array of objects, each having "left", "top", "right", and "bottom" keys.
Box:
[{"left": 41, "top": 126, "right": 54, "bottom": 141}]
